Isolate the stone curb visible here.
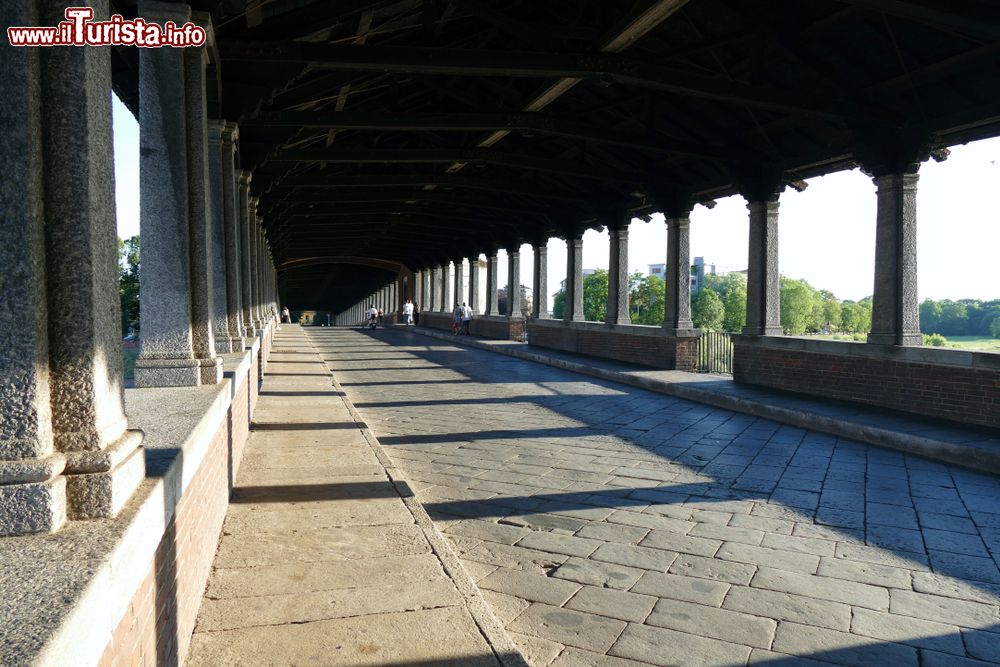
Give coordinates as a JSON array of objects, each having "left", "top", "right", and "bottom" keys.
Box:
[
  {"left": 308, "top": 333, "right": 530, "bottom": 667},
  {"left": 401, "top": 326, "right": 1000, "bottom": 477}
]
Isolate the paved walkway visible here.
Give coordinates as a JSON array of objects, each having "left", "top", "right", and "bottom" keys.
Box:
[
  {"left": 188, "top": 325, "right": 523, "bottom": 666},
  {"left": 315, "top": 326, "right": 1000, "bottom": 667},
  {"left": 406, "top": 326, "right": 1000, "bottom": 475}
]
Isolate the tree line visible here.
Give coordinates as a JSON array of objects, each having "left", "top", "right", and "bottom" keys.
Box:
[{"left": 552, "top": 270, "right": 875, "bottom": 335}]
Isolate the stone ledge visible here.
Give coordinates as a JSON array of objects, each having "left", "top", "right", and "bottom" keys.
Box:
[
  {"left": 0, "top": 345, "right": 256, "bottom": 666},
  {"left": 736, "top": 333, "right": 1000, "bottom": 370},
  {"left": 529, "top": 318, "right": 673, "bottom": 339}
]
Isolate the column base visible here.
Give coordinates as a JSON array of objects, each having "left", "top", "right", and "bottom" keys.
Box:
[
  {"left": 867, "top": 332, "right": 923, "bottom": 346},
  {"left": 200, "top": 356, "right": 224, "bottom": 384},
  {"left": 0, "top": 476, "right": 67, "bottom": 536},
  {"left": 229, "top": 336, "right": 246, "bottom": 352},
  {"left": 134, "top": 356, "right": 224, "bottom": 386},
  {"left": 214, "top": 337, "right": 235, "bottom": 354},
  {"left": 65, "top": 436, "right": 145, "bottom": 520}
]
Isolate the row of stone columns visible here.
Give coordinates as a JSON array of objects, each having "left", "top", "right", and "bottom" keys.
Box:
[
  {"left": 0, "top": 2, "right": 279, "bottom": 536},
  {"left": 404, "top": 168, "right": 918, "bottom": 344},
  {"left": 133, "top": 4, "right": 277, "bottom": 387}
]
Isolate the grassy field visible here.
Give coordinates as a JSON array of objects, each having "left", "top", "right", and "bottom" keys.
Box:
[
  {"left": 940, "top": 336, "right": 1000, "bottom": 352},
  {"left": 807, "top": 333, "right": 1000, "bottom": 352}
]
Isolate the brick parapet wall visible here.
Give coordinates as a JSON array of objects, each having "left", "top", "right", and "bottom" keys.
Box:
[
  {"left": 419, "top": 312, "right": 523, "bottom": 340},
  {"left": 733, "top": 336, "right": 1000, "bottom": 430},
  {"left": 4, "top": 341, "right": 270, "bottom": 667},
  {"left": 527, "top": 320, "right": 698, "bottom": 371}
]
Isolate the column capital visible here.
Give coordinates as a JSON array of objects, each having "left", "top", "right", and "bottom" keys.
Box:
[
  {"left": 648, "top": 186, "right": 695, "bottom": 219},
  {"left": 137, "top": 0, "right": 191, "bottom": 23},
  {"left": 732, "top": 163, "right": 786, "bottom": 203},
  {"left": 221, "top": 122, "right": 239, "bottom": 144},
  {"left": 239, "top": 170, "right": 252, "bottom": 186},
  {"left": 854, "top": 126, "right": 934, "bottom": 178}
]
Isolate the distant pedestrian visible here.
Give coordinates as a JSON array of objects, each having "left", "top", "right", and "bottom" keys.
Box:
[
  {"left": 281, "top": 305, "right": 291, "bottom": 323},
  {"left": 461, "top": 302, "right": 472, "bottom": 335},
  {"left": 413, "top": 303, "right": 420, "bottom": 325},
  {"left": 377, "top": 309, "right": 384, "bottom": 326},
  {"left": 452, "top": 303, "right": 463, "bottom": 335},
  {"left": 367, "top": 304, "right": 378, "bottom": 329},
  {"left": 403, "top": 299, "right": 414, "bottom": 325}
]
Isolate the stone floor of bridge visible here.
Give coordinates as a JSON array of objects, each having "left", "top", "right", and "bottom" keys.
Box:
[
  {"left": 314, "top": 326, "right": 1000, "bottom": 667},
  {"left": 187, "top": 325, "right": 519, "bottom": 666},
  {"left": 191, "top": 324, "right": 1000, "bottom": 666}
]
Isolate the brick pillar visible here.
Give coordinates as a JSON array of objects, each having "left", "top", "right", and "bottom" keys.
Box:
[
  {"left": 507, "top": 247, "right": 522, "bottom": 318},
  {"left": 135, "top": 3, "right": 222, "bottom": 386},
  {"left": 532, "top": 244, "right": 549, "bottom": 319},
  {"left": 606, "top": 225, "right": 631, "bottom": 325},
  {"left": 565, "top": 234, "right": 585, "bottom": 322},
  {"left": 743, "top": 198, "right": 783, "bottom": 336},
  {"left": 468, "top": 257, "right": 482, "bottom": 314},
  {"left": 486, "top": 253, "right": 501, "bottom": 316},
  {"left": 663, "top": 217, "right": 696, "bottom": 333},
  {"left": 868, "top": 173, "right": 922, "bottom": 346}
]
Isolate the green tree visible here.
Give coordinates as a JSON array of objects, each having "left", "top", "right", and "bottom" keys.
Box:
[
  {"left": 991, "top": 317, "right": 1000, "bottom": 338},
  {"left": 629, "top": 272, "right": 664, "bottom": 325},
  {"left": 552, "top": 289, "right": 565, "bottom": 319},
  {"left": 920, "top": 299, "right": 943, "bottom": 334},
  {"left": 818, "top": 290, "right": 841, "bottom": 332},
  {"left": 549, "top": 269, "right": 609, "bottom": 322},
  {"left": 582, "top": 269, "right": 609, "bottom": 322},
  {"left": 692, "top": 288, "right": 724, "bottom": 330},
  {"left": 780, "top": 277, "right": 817, "bottom": 335},
  {"left": 119, "top": 235, "right": 140, "bottom": 336}
]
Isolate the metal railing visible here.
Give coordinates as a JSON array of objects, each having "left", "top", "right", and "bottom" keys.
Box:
[{"left": 696, "top": 331, "right": 734, "bottom": 374}]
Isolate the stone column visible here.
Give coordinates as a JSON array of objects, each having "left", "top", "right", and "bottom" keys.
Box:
[
  {"left": 208, "top": 122, "right": 233, "bottom": 353},
  {"left": 532, "top": 244, "right": 549, "bottom": 319},
  {"left": 454, "top": 261, "right": 465, "bottom": 309},
  {"left": 486, "top": 253, "right": 501, "bottom": 316},
  {"left": 237, "top": 172, "right": 255, "bottom": 338},
  {"left": 250, "top": 205, "right": 264, "bottom": 331},
  {"left": 184, "top": 13, "right": 222, "bottom": 381},
  {"left": 135, "top": 3, "right": 222, "bottom": 387},
  {"left": 0, "top": 0, "right": 64, "bottom": 533},
  {"left": 743, "top": 198, "right": 783, "bottom": 335},
  {"left": 507, "top": 247, "right": 522, "bottom": 318},
  {"left": 468, "top": 257, "right": 481, "bottom": 314},
  {"left": 220, "top": 124, "right": 245, "bottom": 350},
  {"left": 440, "top": 264, "right": 451, "bottom": 312},
  {"left": 1, "top": 0, "right": 146, "bottom": 532},
  {"left": 606, "top": 225, "right": 631, "bottom": 325},
  {"left": 565, "top": 234, "right": 585, "bottom": 322},
  {"left": 663, "top": 217, "right": 696, "bottom": 333},
  {"left": 428, "top": 266, "right": 438, "bottom": 312},
  {"left": 868, "top": 173, "right": 921, "bottom": 345}
]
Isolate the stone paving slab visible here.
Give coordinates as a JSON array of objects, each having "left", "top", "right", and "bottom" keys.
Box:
[
  {"left": 187, "top": 325, "right": 525, "bottom": 666},
  {"left": 403, "top": 325, "right": 1000, "bottom": 475},
  {"left": 315, "top": 326, "right": 1000, "bottom": 666}
]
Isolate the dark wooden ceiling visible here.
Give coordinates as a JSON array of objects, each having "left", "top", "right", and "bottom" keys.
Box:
[{"left": 110, "top": 0, "right": 1000, "bottom": 311}]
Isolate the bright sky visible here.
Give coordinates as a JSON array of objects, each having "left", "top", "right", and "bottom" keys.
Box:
[{"left": 113, "top": 95, "right": 1000, "bottom": 304}]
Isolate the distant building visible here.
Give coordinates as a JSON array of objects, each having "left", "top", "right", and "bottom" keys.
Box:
[
  {"left": 559, "top": 268, "right": 597, "bottom": 291},
  {"left": 649, "top": 258, "right": 730, "bottom": 293}
]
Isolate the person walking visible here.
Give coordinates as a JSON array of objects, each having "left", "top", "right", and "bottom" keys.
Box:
[
  {"left": 281, "top": 305, "right": 291, "bottom": 323},
  {"left": 452, "top": 302, "right": 464, "bottom": 335},
  {"left": 413, "top": 303, "right": 420, "bottom": 326},
  {"left": 403, "top": 299, "right": 414, "bottom": 325},
  {"left": 461, "top": 302, "right": 472, "bottom": 335},
  {"left": 367, "top": 304, "right": 378, "bottom": 328}
]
